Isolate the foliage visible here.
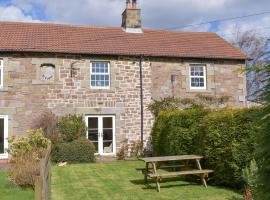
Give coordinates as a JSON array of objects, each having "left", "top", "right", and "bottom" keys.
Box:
[
  {"left": 52, "top": 138, "right": 95, "bottom": 163},
  {"left": 58, "top": 115, "right": 87, "bottom": 142},
  {"left": 197, "top": 108, "right": 260, "bottom": 188},
  {"left": 152, "top": 108, "right": 208, "bottom": 156},
  {"left": 8, "top": 129, "right": 50, "bottom": 188},
  {"left": 9, "top": 152, "right": 40, "bottom": 189},
  {"left": 152, "top": 108, "right": 261, "bottom": 188},
  {"left": 148, "top": 95, "right": 229, "bottom": 116},
  {"left": 8, "top": 129, "right": 50, "bottom": 158},
  {"left": 130, "top": 141, "right": 144, "bottom": 158},
  {"left": 32, "top": 111, "right": 60, "bottom": 144},
  {"left": 242, "top": 159, "right": 258, "bottom": 199},
  {"left": 256, "top": 105, "right": 270, "bottom": 200},
  {"left": 117, "top": 139, "right": 129, "bottom": 160},
  {"left": 116, "top": 140, "right": 144, "bottom": 160}
]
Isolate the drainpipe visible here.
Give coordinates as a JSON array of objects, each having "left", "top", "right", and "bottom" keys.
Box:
[{"left": 139, "top": 57, "right": 144, "bottom": 146}]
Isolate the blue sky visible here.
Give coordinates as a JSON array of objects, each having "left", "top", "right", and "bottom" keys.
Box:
[{"left": 0, "top": 0, "right": 269, "bottom": 40}]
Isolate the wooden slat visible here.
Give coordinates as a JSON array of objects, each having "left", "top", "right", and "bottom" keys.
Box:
[
  {"left": 136, "top": 165, "right": 185, "bottom": 171},
  {"left": 149, "top": 169, "right": 214, "bottom": 178},
  {"left": 35, "top": 143, "right": 51, "bottom": 200},
  {"left": 140, "top": 155, "right": 203, "bottom": 163}
]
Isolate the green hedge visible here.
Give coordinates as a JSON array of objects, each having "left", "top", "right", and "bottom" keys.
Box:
[
  {"left": 152, "top": 107, "right": 261, "bottom": 188},
  {"left": 152, "top": 109, "right": 208, "bottom": 156},
  {"left": 52, "top": 139, "right": 95, "bottom": 163}
]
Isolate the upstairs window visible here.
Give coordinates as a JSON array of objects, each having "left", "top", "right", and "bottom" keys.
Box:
[
  {"left": 190, "top": 65, "right": 206, "bottom": 90},
  {"left": 0, "top": 60, "right": 3, "bottom": 88},
  {"left": 90, "top": 62, "right": 110, "bottom": 89}
]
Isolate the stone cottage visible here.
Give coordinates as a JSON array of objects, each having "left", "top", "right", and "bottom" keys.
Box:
[{"left": 0, "top": 0, "right": 248, "bottom": 158}]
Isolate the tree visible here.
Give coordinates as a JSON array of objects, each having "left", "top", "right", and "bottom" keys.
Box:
[
  {"left": 230, "top": 29, "right": 270, "bottom": 101},
  {"left": 230, "top": 28, "right": 270, "bottom": 199}
]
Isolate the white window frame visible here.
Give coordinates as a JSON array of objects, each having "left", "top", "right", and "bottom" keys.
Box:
[
  {"left": 90, "top": 62, "right": 111, "bottom": 89},
  {"left": 189, "top": 65, "right": 207, "bottom": 90},
  {"left": 0, "top": 115, "right": 8, "bottom": 159},
  {"left": 0, "top": 59, "right": 3, "bottom": 88}
]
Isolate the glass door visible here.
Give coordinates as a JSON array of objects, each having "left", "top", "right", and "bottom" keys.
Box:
[
  {"left": 86, "top": 117, "right": 100, "bottom": 154},
  {"left": 86, "top": 115, "right": 115, "bottom": 155},
  {"left": 0, "top": 115, "right": 8, "bottom": 159}
]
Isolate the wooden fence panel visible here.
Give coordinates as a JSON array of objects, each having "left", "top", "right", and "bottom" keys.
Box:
[{"left": 35, "top": 143, "right": 51, "bottom": 200}]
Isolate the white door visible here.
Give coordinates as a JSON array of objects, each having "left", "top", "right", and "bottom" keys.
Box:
[{"left": 85, "top": 115, "right": 115, "bottom": 155}]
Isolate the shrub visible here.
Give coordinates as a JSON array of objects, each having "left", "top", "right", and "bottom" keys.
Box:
[
  {"left": 256, "top": 105, "right": 270, "bottom": 200},
  {"left": 8, "top": 129, "right": 50, "bottom": 158},
  {"left": 32, "top": 111, "right": 60, "bottom": 144},
  {"left": 152, "top": 108, "right": 208, "bottom": 156},
  {"left": 58, "top": 115, "right": 87, "bottom": 142},
  {"left": 8, "top": 129, "right": 50, "bottom": 188},
  {"left": 52, "top": 138, "right": 95, "bottom": 163},
  {"left": 9, "top": 152, "right": 40, "bottom": 189},
  {"left": 197, "top": 108, "right": 260, "bottom": 188},
  {"left": 151, "top": 107, "right": 261, "bottom": 188},
  {"left": 242, "top": 159, "right": 258, "bottom": 199}
]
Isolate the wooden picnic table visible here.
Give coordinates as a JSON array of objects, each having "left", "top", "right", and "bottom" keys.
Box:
[{"left": 137, "top": 155, "right": 213, "bottom": 192}]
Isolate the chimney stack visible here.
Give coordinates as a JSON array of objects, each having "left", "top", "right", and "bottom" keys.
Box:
[{"left": 122, "top": 0, "right": 142, "bottom": 33}]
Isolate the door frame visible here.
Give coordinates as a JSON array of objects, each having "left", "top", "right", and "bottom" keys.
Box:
[
  {"left": 85, "top": 115, "right": 116, "bottom": 156},
  {"left": 0, "top": 115, "right": 8, "bottom": 159}
]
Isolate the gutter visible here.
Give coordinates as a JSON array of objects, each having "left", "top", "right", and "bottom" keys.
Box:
[{"left": 139, "top": 56, "right": 144, "bottom": 146}]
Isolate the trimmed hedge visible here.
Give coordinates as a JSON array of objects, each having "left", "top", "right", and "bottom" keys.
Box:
[
  {"left": 52, "top": 139, "right": 95, "bottom": 163},
  {"left": 152, "top": 109, "right": 208, "bottom": 156},
  {"left": 197, "top": 108, "right": 260, "bottom": 187},
  {"left": 152, "top": 107, "right": 261, "bottom": 188}
]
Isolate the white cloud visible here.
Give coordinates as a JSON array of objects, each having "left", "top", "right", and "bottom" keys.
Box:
[{"left": 0, "top": 5, "right": 36, "bottom": 22}]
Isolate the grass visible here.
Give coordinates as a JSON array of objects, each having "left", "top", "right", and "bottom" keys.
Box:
[
  {"left": 0, "top": 171, "right": 34, "bottom": 200},
  {"left": 52, "top": 161, "right": 242, "bottom": 200}
]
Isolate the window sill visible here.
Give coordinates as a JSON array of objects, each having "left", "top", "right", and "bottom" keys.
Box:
[
  {"left": 89, "top": 88, "right": 115, "bottom": 93},
  {"left": 32, "top": 80, "right": 62, "bottom": 85},
  {"left": 186, "top": 89, "right": 212, "bottom": 93},
  {"left": 0, "top": 86, "right": 9, "bottom": 92}
]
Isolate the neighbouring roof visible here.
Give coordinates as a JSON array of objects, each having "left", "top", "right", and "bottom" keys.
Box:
[{"left": 0, "top": 21, "right": 249, "bottom": 60}]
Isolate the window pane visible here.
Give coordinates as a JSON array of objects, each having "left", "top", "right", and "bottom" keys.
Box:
[
  {"left": 103, "top": 117, "right": 113, "bottom": 129},
  {"left": 0, "top": 119, "right": 4, "bottom": 154},
  {"left": 91, "top": 62, "right": 110, "bottom": 88}
]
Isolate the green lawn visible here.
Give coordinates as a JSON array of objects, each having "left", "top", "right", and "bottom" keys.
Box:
[
  {"left": 52, "top": 161, "right": 242, "bottom": 200},
  {"left": 0, "top": 171, "right": 34, "bottom": 200}
]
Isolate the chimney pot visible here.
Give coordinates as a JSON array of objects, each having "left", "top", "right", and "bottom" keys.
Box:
[{"left": 122, "top": 0, "right": 142, "bottom": 33}]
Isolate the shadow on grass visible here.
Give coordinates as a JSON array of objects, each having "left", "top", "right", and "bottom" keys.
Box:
[{"left": 130, "top": 177, "right": 198, "bottom": 190}]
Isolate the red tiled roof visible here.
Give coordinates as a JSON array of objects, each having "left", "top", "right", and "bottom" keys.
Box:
[{"left": 0, "top": 21, "right": 248, "bottom": 60}]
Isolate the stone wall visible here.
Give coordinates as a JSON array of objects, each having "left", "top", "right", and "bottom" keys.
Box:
[
  {"left": 0, "top": 54, "right": 153, "bottom": 153},
  {"left": 151, "top": 58, "right": 247, "bottom": 107}
]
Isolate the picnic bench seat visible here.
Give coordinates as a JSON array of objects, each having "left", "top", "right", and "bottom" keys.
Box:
[{"left": 149, "top": 169, "right": 214, "bottom": 178}]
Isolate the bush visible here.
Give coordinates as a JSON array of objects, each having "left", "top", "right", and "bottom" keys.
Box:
[
  {"left": 256, "top": 105, "right": 270, "bottom": 200},
  {"left": 32, "top": 111, "right": 60, "bottom": 144},
  {"left": 197, "top": 108, "right": 260, "bottom": 188},
  {"left": 151, "top": 107, "right": 261, "bottom": 188},
  {"left": 52, "top": 138, "right": 95, "bottom": 163},
  {"left": 152, "top": 108, "right": 208, "bottom": 156},
  {"left": 58, "top": 115, "right": 87, "bottom": 142},
  {"left": 8, "top": 129, "right": 50, "bottom": 188}
]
